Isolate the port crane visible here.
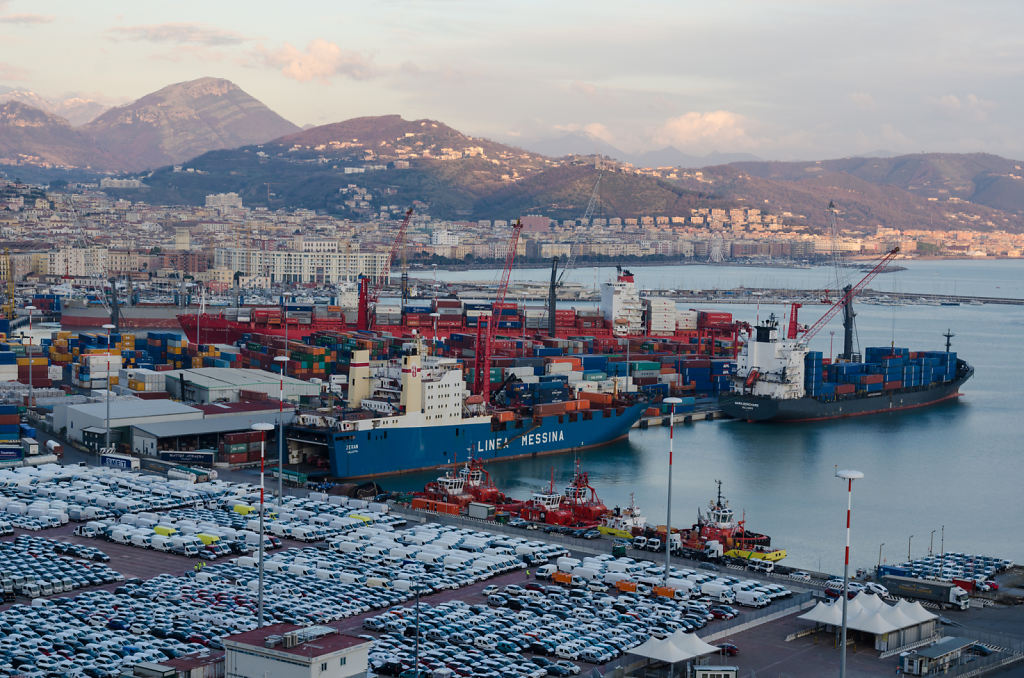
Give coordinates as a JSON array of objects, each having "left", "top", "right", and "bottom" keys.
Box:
[
  {"left": 473, "top": 219, "right": 524, "bottom": 398},
  {"left": 358, "top": 207, "right": 414, "bottom": 330},
  {"left": 546, "top": 172, "right": 602, "bottom": 336},
  {"left": 797, "top": 246, "right": 900, "bottom": 357}
]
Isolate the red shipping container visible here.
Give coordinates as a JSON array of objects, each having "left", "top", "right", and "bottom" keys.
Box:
[
  {"left": 135, "top": 391, "right": 170, "bottom": 400},
  {"left": 836, "top": 384, "right": 856, "bottom": 395},
  {"left": 860, "top": 374, "right": 883, "bottom": 384},
  {"left": 883, "top": 380, "right": 902, "bottom": 390}
]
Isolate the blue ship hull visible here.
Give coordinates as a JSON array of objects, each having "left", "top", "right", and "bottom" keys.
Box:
[{"left": 291, "top": 402, "right": 648, "bottom": 479}]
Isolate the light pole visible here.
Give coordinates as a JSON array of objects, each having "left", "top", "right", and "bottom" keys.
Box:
[
  {"left": 836, "top": 468, "right": 864, "bottom": 678},
  {"left": 281, "top": 292, "right": 292, "bottom": 350},
  {"left": 908, "top": 535, "right": 913, "bottom": 561},
  {"left": 663, "top": 397, "right": 682, "bottom": 587},
  {"left": 877, "top": 543, "right": 885, "bottom": 571},
  {"left": 940, "top": 525, "right": 944, "bottom": 557},
  {"left": 430, "top": 312, "right": 440, "bottom": 345},
  {"left": 24, "top": 306, "right": 35, "bottom": 407},
  {"left": 273, "top": 355, "right": 289, "bottom": 501},
  {"left": 102, "top": 323, "right": 116, "bottom": 452},
  {"left": 929, "top": 530, "right": 936, "bottom": 556},
  {"left": 251, "top": 421, "right": 274, "bottom": 628}
]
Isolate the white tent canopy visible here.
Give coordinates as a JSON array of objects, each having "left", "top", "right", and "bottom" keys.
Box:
[
  {"left": 798, "top": 592, "right": 938, "bottom": 635},
  {"left": 631, "top": 631, "right": 720, "bottom": 664}
]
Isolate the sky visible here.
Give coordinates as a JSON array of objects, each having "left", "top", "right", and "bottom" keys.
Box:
[{"left": 1, "top": 0, "right": 1022, "bottom": 161}]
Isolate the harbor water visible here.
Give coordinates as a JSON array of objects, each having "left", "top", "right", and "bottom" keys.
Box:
[{"left": 391, "top": 260, "right": 1024, "bottom": 575}]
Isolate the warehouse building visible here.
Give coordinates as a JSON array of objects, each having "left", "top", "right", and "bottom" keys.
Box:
[
  {"left": 51, "top": 398, "right": 203, "bottom": 447},
  {"left": 162, "top": 368, "right": 321, "bottom": 404},
  {"left": 131, "top": 408, "right": 296, "bottom": 457}
]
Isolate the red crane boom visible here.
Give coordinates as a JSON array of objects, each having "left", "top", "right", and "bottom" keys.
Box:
[
  {"left": 801, "top": 247, "right": 900, "bottom": 344},
  {"left": 474, "top": 219, "right": 524, "bottom": 397},
  {"left": 369, "top": 208, "right": 414, "bottom": 304}
]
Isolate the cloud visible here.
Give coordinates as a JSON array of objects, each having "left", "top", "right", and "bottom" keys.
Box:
[
  {"left": 107, "top": 22, "right": 248, "bottom": 47},
  {"left": 0, "top": 13, "right": 54, "bottom": 24},
  {"left": 653, "top": 111, "right": 754, "bottom": 150},
  {"left": 259, "top": 39, "right": 376, "bottom": 82},
  {"left": 935, "top": 93, "right": 994, "bottom": 122},
  {"left": 0, "top": 62, "right": 28, "bottom": 81},
  {"left": 553, "top": 121, "right": 616, "bottom": 145},
  {"left": 849, "top": 92, "right": 876, "bottom": 111}
]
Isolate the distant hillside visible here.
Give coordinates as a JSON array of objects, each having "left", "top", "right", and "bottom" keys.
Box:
[
  {"left": 0, "top": 88, "right": 110, "bottom": 125},
  {"left": 672, "top": 153, "right": 1024, "bottom": 231},
  {"left": 0, "top": 101, "right": 117, "bottom": 169},
  {"left": 83, "top": 77, "right": 299, "bottom": 170}
]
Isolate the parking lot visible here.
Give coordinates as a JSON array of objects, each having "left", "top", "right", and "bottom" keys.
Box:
[{"left": 0, "top": 462, "right": 856, "bottom": 676}]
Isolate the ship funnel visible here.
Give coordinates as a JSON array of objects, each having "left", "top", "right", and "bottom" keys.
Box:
[
  {"left": 348, "top": 349, "right": 370, "bottom": 408},
  {"left": 401, "top": 351, "right": 423, "bottom": 414}
]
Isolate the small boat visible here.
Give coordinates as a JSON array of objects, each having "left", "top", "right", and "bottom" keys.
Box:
[{"left": 599, "top": 493, "right": 648, "bottom": 538}]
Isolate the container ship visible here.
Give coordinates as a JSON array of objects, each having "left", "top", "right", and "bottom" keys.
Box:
[
  {"left": 720, "top": 313, "right": 973, "bottom": 423},
  {"left": 176, "top": 269, "right": 743, "bottom": 357},
  {"left": 287, "top": 335, "right": 649, "bottom": 479},
  {"left": 720, "top": 251, "right": 973, "bottom": 422}
]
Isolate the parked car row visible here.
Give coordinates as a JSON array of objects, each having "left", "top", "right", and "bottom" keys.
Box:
[
  {"left": 15, "top": 534, "right": 110, "bottom": 562},
  {"left": 0, "top": 536, "right": 123, "bottom": 599}
]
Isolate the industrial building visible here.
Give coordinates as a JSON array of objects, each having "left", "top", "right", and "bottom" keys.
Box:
[
  {"left": 162, "top": 368, "right": 321, "bottom": 404},
  {"left": 51, "top": 398, "right": 203, "bottom": 447},
  {"left": 131, "top": 405, "right": 295, "bottom": 458},
  {"left": 223, "top": 624, "right": 370, "bottom": 678}
]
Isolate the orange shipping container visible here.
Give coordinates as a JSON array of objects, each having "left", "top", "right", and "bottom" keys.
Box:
[
  {"left": 576, "top": 399, "right": 589, "bottom": 410},
  {"left": 496, "top": 410, "right": 514, "bottom": 423}
]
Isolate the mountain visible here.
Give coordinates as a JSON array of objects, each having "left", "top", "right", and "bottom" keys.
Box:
[
  {"left": 0, "top": 88, "right": 111, "bottom": 125},
  {"left": 82, "top": 77, "right": 299, "bottom": 170},
  {"left": 635, "top": 147, "right": 761, "bottom": 168},
  {"left": 516, "top": 132, "right": 627, "bottom": 161},
  {"left": 673, "top": 153, "right": 1024, "bottom": 231},
  {"left": 0, "top": 101, "right": 117, "bottom": 169}
]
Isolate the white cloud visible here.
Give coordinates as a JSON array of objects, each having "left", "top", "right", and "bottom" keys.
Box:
[
  {"left": 849, "top": 92, "right": 876, "bottom": 111},
  {"left": 553, "top": 121, "right": 616, "bottom": 145},
  {"left": 653, "top": 111, "right": 753, "bottom": 150},
  {"left": 259, "top": 39, "right": 376, "bottom": 83},
  {"left": 936, "top": 93, "right": 995, "bottom": 122},
  {"left": 0, "top": 13, "right": 53, "bottom": 24},
  {"left": 107, "top": 22, "right": 247, "bottom": 46}
]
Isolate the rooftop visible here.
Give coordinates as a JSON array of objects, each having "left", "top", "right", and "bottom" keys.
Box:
[
  {"left": 132, "top": 411, "right": 297, "bottom": 439},
  {"left": 70, "top": 398, "right": 202, "bottom": 421},
  {"left": 163, "top": 367, "right": 315, "bottom": 390},
  {"left": 918, "top": 636, "right": 974, "bottom": 659},
  {"left": 224, "top": 623, "right": 370, "bottom": 660},
  {"left": 197, "top": 400, "right": 286, "bottom": 416}
]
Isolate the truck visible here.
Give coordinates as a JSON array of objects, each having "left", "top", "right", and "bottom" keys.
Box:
[
  {"left": 21, "top": 438, "right": 39, "bottom": 457},
  {"left": 45, "top": 440, "right": 62, "bottom": 457},
  {"left": 880, "top": 575, "right": 970, "bottom": 610},
  {"left": 700, "top": 581, "right": 737, "bottom": 603},
  {"left": 467, "top": 502, "right": 495, "bottom": 520},
  {"left": 100, "top": 453, "right": 139, "bottom": 471}
]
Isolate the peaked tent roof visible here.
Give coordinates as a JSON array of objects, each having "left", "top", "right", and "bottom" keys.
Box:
[
  {"left": 631, "top": 631, "right": 720, "bottom": 664},
  {"left": 667, "top": 630, "right": 721, "bottom": 657},
  {"left": 799, "top": 592, "right": 938, "bottom": 635}
]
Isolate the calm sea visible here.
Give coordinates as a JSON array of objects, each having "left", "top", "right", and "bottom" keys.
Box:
[{"left": 392, "top": 259, "right": 1024, "bottom": 575}]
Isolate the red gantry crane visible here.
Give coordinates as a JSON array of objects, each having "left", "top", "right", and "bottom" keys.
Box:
[
  {"left": 359, "top": 207, "right": 413, "bottom": 330},
  {"left": 473, "top": 219, "right": 524, "bottom": 398}
]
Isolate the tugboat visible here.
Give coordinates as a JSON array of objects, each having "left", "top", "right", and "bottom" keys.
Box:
[
  {"left": 458, "top": 458, "right": 509, "bottom": 505},
  {"left": 599, "top": 493, "right": 648, "bottom": 538},
  {"left": 517, "top": 473, "right": 576, "bottom": 526},
  {"left": 678, "top": 481, "right": 786, "bottom": 562},
  {"left": 562, "top": 460, "right": 608, "bottom": 524}
]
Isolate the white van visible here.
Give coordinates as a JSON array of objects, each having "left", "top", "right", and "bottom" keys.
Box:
[{"left": 747, "top": 559, "right": 775, "bottom": 574}]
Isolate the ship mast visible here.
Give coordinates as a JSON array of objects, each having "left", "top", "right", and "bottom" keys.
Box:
[{"left": 944, "top": 329, "right": 954, "bottom": 353}]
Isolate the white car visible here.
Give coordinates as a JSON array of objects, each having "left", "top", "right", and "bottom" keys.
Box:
[
  {"left": 790, "top": 571, "right": 812, "bottom": 582},
  {"left": 865, "top": 582, "right": 889, "bottom": 597}
]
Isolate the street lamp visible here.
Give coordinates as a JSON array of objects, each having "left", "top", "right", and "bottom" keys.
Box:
[
  {"left": 251, "top": 421, "right": 274, "bottom": 628},
  {"left": 273, "top": 355, "right": 289, "bottom": 501},
  {"left": 430, "top": 312, "right": 440, "bottom": 344},
  {"left": 908, "top": 535, "right": 914, "bottom": 561},
  {"left": 877, "top": 543, "right": 885, "bottom": 571},
  {"left": 663, "top": 397, "right": 682, "bottom": 587},
  {"left": 281, "top": 292, "right": 292, "bottom": 350},
  {"left": 102, "top": 323, "right": 116, "bottom": 452},
  {"left": 24, "top": 306, "right": 36, "bottom": 407},
  {"left": 835, "top": 468, "right": 864, "bottom": 678}
]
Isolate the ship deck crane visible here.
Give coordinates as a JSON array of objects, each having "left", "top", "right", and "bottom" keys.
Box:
[
  {"left": 474, "top": 219, "right": 523, "bottom": 398},
  {"left": 800, "top": 247, "right": 900, "bottom": 349}
]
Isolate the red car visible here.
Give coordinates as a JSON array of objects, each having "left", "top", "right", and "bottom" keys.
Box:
[{"left": 717, "top": 643, "right": 739, "bottom": 656}]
